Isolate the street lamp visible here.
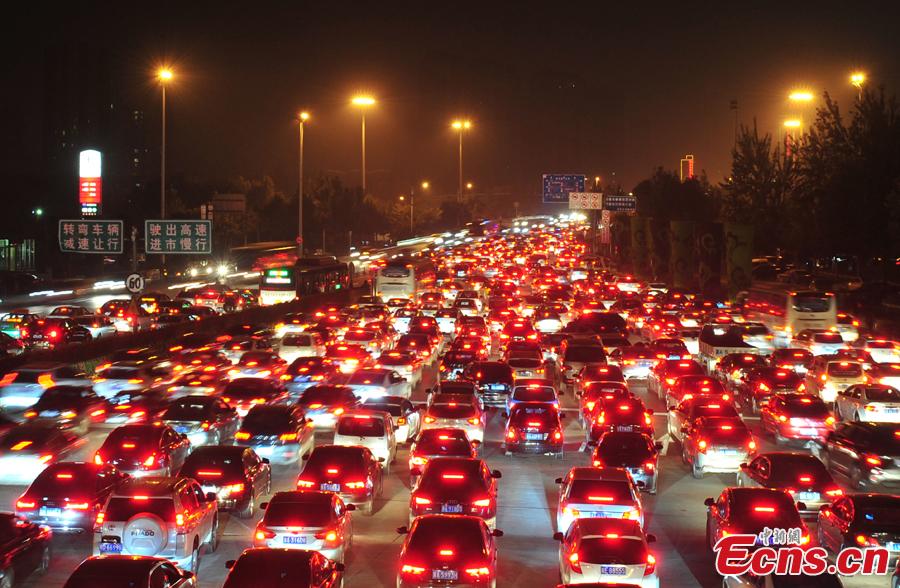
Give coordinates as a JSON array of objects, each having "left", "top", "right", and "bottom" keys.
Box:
[
  {"left": 351, "top": 95, "right": 376, "bottom": 194},
  {"left": 466, "top": 182, "right": 473, "bottom": 190},
  {"left": 451, "top": 119, "right": 472, "bottom": 204},
  {"left": 788, "top": 90, "right": 814, "bottom": 103},
  {"left": 157, "top": 67, "right": 174, "bottom": 266},
  {"left": 850, "top": 72, "right": 866, "bottom": 100},
  {"left": 296, "top": 111, "right": 310, "bottom": 256},
  {"left": 407, "top": 181, "right": 429, "bottom": 234}
]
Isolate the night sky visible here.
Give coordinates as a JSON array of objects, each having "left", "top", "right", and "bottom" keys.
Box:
[{"left": 4, "top": 1, "right": 899, "bottom": 207}]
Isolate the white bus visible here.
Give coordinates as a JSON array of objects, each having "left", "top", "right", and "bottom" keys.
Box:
[
  {"left": 740, "top": 288, "right": 838, "bottom": 347},
  {"left": 374, "top": 260, "right": 433, "bottom": 302}
]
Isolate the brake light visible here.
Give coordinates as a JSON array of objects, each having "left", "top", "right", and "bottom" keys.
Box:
[
  {"left": 473, "top": 497, "right": 492, "bottom": 507},
  {"left": 235, "top": 431, "right": 251, "bottom": 440},
  {"left": 400, "top": 564, "right": 426, "bottom": 576},
  {"left": 197, "top": 470, "right": 222, "bottom": 477},
  {"left": 279, "top": 433, "right": 298, "bottom": 441},
  {"left": 345, "top": 481, "right": 366, "bottom": 489},
  {"left": 865, "top": 455, "right": 882, "bottom": 467},
  {"left": 255, "top": 524, "right": 276, "bottom": 542},
  {"left": 94, "top": 452, "right": 104, "bottom": 465},
  {"left": 856, "top": 534, "right": 880, "bottom": 547},
  {"left": 644, "top": 553, "right": 657, "bottom": 575},
  {"left": 825, "top": 487, "right": 844, "bottom": 497},
  {"left": 465, "top": 566, "right": 492, "bottom": 578},
  {"left": 297, "top": 479, "right": 315, "bottom": 488},
  {"left": 424, "top": 416, "right": 436, "bottom": 424},
  {"left": 442, "top": 474, "right": 465, "bottom": 480},
  {"left": 506, "top": 429, "right": 516, "bottom": 441},
  {"left": 143, "top": 454, "right": 156, "bottom": 468},
  {"left": 753, "top": 506, "right": 775, "bottom": 513},
  {"left": 643, "top": 460, "right": 656, "bottom": 472},
  {"left": 16, "top": 498, "right": 36, "bottom": 510},
  {"left": 623, "top": 508, "right": 641, "bottom": 520},
  {"left": 94, "top": 511, "right": 105, "bottom": 530},
  {"left": 65, "top": 502, "right": 90, "bottom": 510},
  {"left": 439, "top": 549, "right": 455, "bottom": 556},
  {"left": 568, "top": 551, "right": 582, "bottom": 573},
  {"left": 698, "top": 439, "right": 708, "bottom": 452}
]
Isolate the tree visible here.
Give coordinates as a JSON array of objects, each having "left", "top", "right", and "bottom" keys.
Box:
[{"left": 633, "top": 168, "right": 717, "bottom": 222}]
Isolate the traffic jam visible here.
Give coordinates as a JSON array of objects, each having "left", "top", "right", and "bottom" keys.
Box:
[{"left": 0, "top": 219, "right": 899, "bottom": 587}]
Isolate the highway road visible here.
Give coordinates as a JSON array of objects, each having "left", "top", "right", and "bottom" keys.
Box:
[{"left": 1, "top": 353, "right": 888, "bottom": 588}]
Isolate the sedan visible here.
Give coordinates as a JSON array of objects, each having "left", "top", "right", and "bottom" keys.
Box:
[
  {"left": 409, "top": 457, "right": 501, "bottom": 528},
  {"left": 0, "top": 513, "right": 53, "bottom": 586},
  {"left": 554, "top": 518, "right": 658, "bottom": 587},
  {"left": 737, "top": 452, "right": 843, "bottom": 517},
  {"left": 555, "top": 467, "right": 644, "bottom": 532},
  {"left": 704, "top": 487, "right": 810, "bottom": 551},
  {"left": 234, "top": 405, "right": 315, "bottom": 465},
  {"left": 63, "top": 555, "right": 196, "bottom": 588},
  {"left": 223, "top": 548, "right": 343, "bottom": 588},
  {"left": 835, "top": 384, "right": 900, "bottom": 423},
  {"left": 0, "top": 423, "right": 84, "bottom": 485},
  {"left": 338, "top": 368, "right": 411, "bottom": 402},
  {"left": 161, "top": 395, "right": 240, "bottom": 446},
  {"left": 180, "top": 445, "right": 271, "bottom": 518},
  {"left": 254, "top": 491, "right": 354, "bottom": 563},
  {"left": 818, "top": 494, "right": 900, "bottom": 563},
  {"left": 23, "top": 385, "right": 108, "bottom": 434},
  {"left": 362, "top": 396, "right": 421, "bottom": 444}
]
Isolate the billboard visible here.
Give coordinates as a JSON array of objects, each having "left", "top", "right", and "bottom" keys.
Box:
[
  {"left": 79, "top": 149, "right": 102, "bottom": 216},
  {"left": 542, "top": 174, "right": 585, "bottom": 204}
]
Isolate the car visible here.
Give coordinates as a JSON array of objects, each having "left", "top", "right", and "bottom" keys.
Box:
[
  {"left": 816, "top": 421, "right": 900, "bottom": 490},
  {"left": 396, "top": 333, "right": 437, "bottom": 363},
  {"left": 103, "top": 389, "right": 170, "bottom": 426},
  {"left": 681, "top": 416, "right": 757, "bottom": 479},
  {"left": 297, "top": 445, "right": 384, "bottom": 515},
  {"left": 422, "top": 393, "right": 486, "bottom": 444},
  {"left": 71, "top": 315, "right": 117, "bottom": 339},
  {"left": 647, "top": 359, "right": 704, "bottom": 401},
  {"left": 704, "top": 487, "right": 810, "bottom": 551},
  {"left": 92, "top": 361, "right": 171, "bottom": 400},
  {"left": 93, "top": 424, "right": 191, "bottom": 477},
  {"left": 296, "top": 384, "right": 361, "bottom": 430},
  {"left": 715, "top": 353, "right": 769, "bottom": 392},
  {"left": 324, "top": 343, "right": 375, "bottom": 373},
  {"left": 0, "top": 512, "right": 52, "bottom": 586},
  {"left": 223, "top": 547, "right": 344, "bottom": 588},
  {"left": 63, "top": 555, "right": 198, "bottom": 587},
  {"left": 736, "top": 322, "right": 776, "bottom": 354},
  {"left": 409, "top": 427, "right": 479, "bottom": 481},
  {"left": 396, "top": 514, "right": 502, "bottom": 588},
  {"left": 608, "top": 346, "right": 664, "bottom": 380},
  {"left": 463, "top": 361, "right": 515, "bottom": 407},
  {"left": 98, "top": 300, "right": 153, "bottom": 333},
  {"left": 409, "top": 457, "right": 501, "bottom": 528},
  {"left": 277, "top": 332, "right": 326, "bottom": 364},
  {"left": 737, "top": 452, "right": 843, "bottom": 517},
  {"left": 234, "top": 404, "right": 315, "bottom": 465},
  {"left": 555, "top": 467, "right": 644, "bottom": 532},
  {"left": 590, "top": 396, "right": 653, "bottom": 444},
  {"left": 738, "top": 367, "right": 806, "bottom": 414},
  {"left": 804, "top": 359, "right": 866, "bottom": 403},
  {"left": 161, "top": 395, "right": 240, "bottom": 446},
  {"left": 507, "top": 381, "right": 559, "bottom": 414},
  {"left": 863, "top": 339, "right": 900, "bottom": 364},
  {"left": 253, "top": 491, "right": 354, "bottom": 563},
  {"left": 818, "top": 493, "right": 900, "bottom": 565},
  {"left": 579, "top": 381, "right": 632, "bottom": 428},
  {"left": 0, "top": 310, "right": 40, "bottom": 339},
  {"left": 0, "top": 423, "right": 84, "bottom": 485},
  {"left": 592, "top": 432, "right": 662, "bottom": 494},
  {"left": 342, "top": 328, "right": 391, "bottom": 357},
  {"left": 558, "top": 344, "right": 607, "bottom": 388},
  {"left": 15, "top": 462, "right": 128, "bottom": 532},
  {"left": 375, "top": 351, "right": 424, "bottom": 385},
  {"left": 332, "top": 411, "right": 397, "bottom": 469},
  {"left": 0, "top": 363, "right": 91, "bottom": 410},
  {"left": 220, "top": 377, "right": 289, "bottom": 417},
  {"left": 794, "top": 329, "right": 846, "bottom": 356},
  {"left": 179, "top": 445, "right": 271, "bottom": 518},
  {"left": 338, "top": 367, "right": 411, "bottom": 401},
  {"left": 834, "top": 384, "right": 900, "bottom": 422},
  {"left": 667, "top": 398, "right": 741, "bottom": 443},
  {"left": 362, "top": 396, "right": 421, "bottom": 444},
  {"left": 220, "top": 337, "right": 274, "bottom": 364},
  {"left": 759, "top": 394, "right": 834, "bottom": 444},
  {"left": 22, "top": 317, "right": 92, "bottom": 349},
  {"left": 22, "top": 385, "right": 108, "bottom": 434},
  {"left": 769, "top": 348, "right": 814, "bottom": 375},
  {"left": 282, "top": 357, "right": 340, "bottom": 398},
  {"left": 665, "top": 374, "right": 728, "bottom": 410},
  {"left": 228, "top": 350, "right": 288, "bottom": 380},
  {"left": 92, "top": 476, "right": 218, "bottom": 572},
  {"left": 554, "top": 518, "right": 658, "bottom": 587},
  {"left": 869, "top": 362, "right": 900, "bottom": 388},
  {"left": 170, "top": 348, "right": 232, "bottom": 376}
]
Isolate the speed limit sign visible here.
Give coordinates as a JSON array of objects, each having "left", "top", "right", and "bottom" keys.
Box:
[{"left": 125, "top": 273, "right": 145, "bottom": 294}]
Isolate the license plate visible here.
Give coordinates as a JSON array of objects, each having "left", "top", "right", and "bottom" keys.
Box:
[
  {"left": 40, "top": 411, "right": 60, "bottom": 417},
  {"left": 441, "top": 503, "right": 464, "bottom": 513},
  {"left": 321, "top": 483, "right": 340, "bottom": 492},
  {"left": 616, "top": 425, "right": 634, "bottom": 432},
  {"left": 887, "top": 542, "right": 900, "bottom": 551},
  {"left": 173, "top": 426, "right": 190, "bottom": 434},
  {"left": 799, "top": 428, "right": 817, "bottom": 436},
  {"left": 39, "top": 507, "right": 62, "bottom": 517},
  {"left": 489, "top": 384, "right": 505, "bottom": 390},
  {"left": 526, "top": 433, "right": 544, "bottom": 441},
  {"left": 719, "top": 449, "right": 737, "bottom": 455},
  {"left": 432, "top": 570, "right": 458, "bottom": 581},
  {"left": 797, "top": 492, "right": 820, "bottom": 501},
  {"left": 887, "top": 408, "right": 900, "bottom": 414},
  {"left": 99, "top": 542, "right": 123, "bottom": 554},
  {"left": 283, "top": 536, "right": 307, "bottom": 545},
  {"left": 600, "top": 565, "right": 627, "bottom": 575}
]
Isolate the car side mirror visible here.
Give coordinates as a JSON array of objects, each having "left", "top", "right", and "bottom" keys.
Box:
[
  {"left": 552, "top": 531, "right": 564, "bottom": 542},
  {"left": 470, "top": 439, "right": 482, "bottom": 447},
  {"left": 654, "top": 442, "right": 663, "bottom": 450},
  {"left": 492, "top": 529, "right": 504, "bottom": 537},
  {"left": 261, "top": 458, "right": 270, "bottom": 464},
  {"left": 260, "top": 502, "right": 269, "bottom": 510},
  {"left": 377, "top": 457, "right": 385, "bottom": 463},
  {"left": 554, "top": 477, "right": 563, "bottom": 484},
  {"left": 396, "top": 526, "right": 409, "bottom": 535},
  {"left": 345, "top": 503, "right": 356, "bottom": 511},
  {"left": 739, "top": 462, "right": 748, "bottom": 469},
  {"left": 796, "top": 501, "right": 807, "bottom": 512},
  {"left": 181, "top": 571, "right": 195, "bottom": 580},
  {"left": 335, "top": 562, "right": 346, "bottom": 572},
  {"left": 491, "top": 470, "right": 502, "bottom": 479},
  {"left": 704, "top": 498, "right": 715, "bottom": 507},
  {"left": 225, "top": 560, "right": 236, "bottom": 569},
  {"left": 205, "top": 492, "right": 216, "bottom": 502},
  {"left": 647, "top": 534, "right": 657, "bottom": 543}
]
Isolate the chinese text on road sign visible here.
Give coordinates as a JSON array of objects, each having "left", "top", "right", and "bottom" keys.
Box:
[
  {"left": 145, "top": 220, "right": 212, "bottom": 254},
  {"left": 59, "top": 220, "right": 123, "bottom": 254}
]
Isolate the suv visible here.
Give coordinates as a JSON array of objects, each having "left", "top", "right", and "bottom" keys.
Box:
[{"left": 93, "top": 477, "right": 218, "bottom": 572}]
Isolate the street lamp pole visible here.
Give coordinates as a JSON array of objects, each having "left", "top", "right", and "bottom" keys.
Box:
[
  {"left": 351, "top": 96, "right": 376, "bottom": 195},
  {"left": 157, "top": 68, "right": 173, "bottom": 267},
  {"left": 451, "top": 120, "right": 472, "bottom": 205},
  {"left": 297, "top": 112, "right": 309, "bottom": 256}
]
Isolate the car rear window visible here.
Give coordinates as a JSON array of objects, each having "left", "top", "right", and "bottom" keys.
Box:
[
  {"left": 305, "top": 449, "right": 366, "bottom": 476},
  {"left": 730, "top": 490, "right": 801, "bottom": 524},
  {"left": 223, "top": 379, "right": 279, "bottom": 398},
  {"left": 509, "top": 405, "right": 556, "bottom": 426},
  {"left": 28, "top": 465, "right": 99, "bottom": 494},
  {"left": 181, "top": 451, "right": 244, "bottom": 479},
  {"left": 105, "top": 496, "right": 175, "bottom": 521},
  {"left": 512, "top": 386, "right": 556, "bottom": 402},
  {"left": 406, "top": 519, "right": 485, "bottom": 560},
  {"left": 568, "top": 479, "right": 633, "bottom": 503},
  {"left": 282, "top": 334, "right": 313, "bottom": 347},
  {"left": 163, "top": 399, "right": 212, "bottom": 420},
  {"left": 827, "top": 362, "right": 863, "bottom": 377},
  {"left": 264, "top": 498, "right": 335, "bottom": 527},
  {"left": 300, "top": 387, "right": 356, "bottom": 405},
  {"left": 764, "top": 456, "right": 830, "bottom": 487},
  {"left": 347, "top": 372, "right": 385, "bottom": 385},
  {"left": 415, "top": 431, "right": 471, "bottom": 455},
  {"left": 345, "top": 331, "right": 377, "bottom": 342},
  {"left": 104, "top": 367, "right": 140, "bottom": 379},
  {"left": 362, "top": 402, "right": 402, "bottom": 417},
  {"left": 781, "top": 397, "right": 829, "bottom": 417},
  {"left": 865, "top": 387, "right": 900, "bottom": 402},
  {"left": 429, "top": 403, "right": 476, "bottom": 419},
  {"left": 337, "top": 415, "right": 385, "bottom": 437},
  {"left": 700, "top": 422, "right": 751, "bottom": 444},
  {"left": 225, "top": 552, "right": 312, "bottom": 585},
  {"left": 814, "top": 333, "right": 843, "bottom": 344},
  {"left": 579, "top": 536, "right": 647, "bottom": 564},
  {"left": 242, "top": 408, "right": 294, "bottom": 433}
]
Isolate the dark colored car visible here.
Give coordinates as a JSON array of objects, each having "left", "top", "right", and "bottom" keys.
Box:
[
  {"left": 24, "top": 317, "right": 92, "bottom": 349},
  {"left": 23, "top": 385, "right": 108, "bottom": 434},
  {"left": 297, "top": 445, "right": 384, "bottom": 514},
  {"left": 63, "top": 555, "right": 197, "bottom": 588},
  {"left": 234, "top": 405, "right": 315, "bottom": 465},
  {"left": 738, "top": 452, "right": 843, "bottom": 517},
  {"left": 819, "top": 494, "right": 900, "bottom": 564},
  {"left": 817, "top": 422, "right": 900, "bottom": 490},
  {"left": 592, "top": 432, "right": 661, "bottom": 494},
  {"left": 161, "top": 395, "right": 240, "bottom": 446},
  {"left": 103, "top": 389, "right": 170, "bottom": 427},
  {"left": 409, "top": 457, "right": 501, "bottom": 528},
  {"left": 224, "top": 548, "right": 343, "bottom": 588},
  {"left": 0, "top": 512, "right": 53, "bottom": 586},
  {"left": 15, "top": 462, "right": 128, "bottom": 532},
  {"left": 463, "top": 361, "right": 515, "bottom": 407},
  {"left": 740, "top": 367, "right": 806, "bottom": 413},
  {"left": 0, "top": 423, "right": 84, "bottom": 484},
  {"left": 504, "top": 401, "right": 564, "bottom": 456},
  {"left": 409, "top": 428, "right": 479, "bottom": 480},
  {"left": 590, "top": 396, "right": 653, "bottom": 443},
  {"left": 284, "top": 357, "right": 341, "bottom": 398},
  {"left": 704, "top": 487, "right": 809, "bottom": 551},
  {"left": 296, "top": 384, "right": 361, "bottom": 430},
  {"left": 179, "top": 445, "right": 272, "bottom": 518},
  {"left": 221, "top": 377, "right": 289, "bottom": 417},
  {"left": 94, "top": 424, "right": 191, "bottom": 477}
]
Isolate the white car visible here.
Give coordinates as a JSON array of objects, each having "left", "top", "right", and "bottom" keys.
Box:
[
  {"left": 555, "top": 466, "right": 644, "bottom": 532},
  {"left": 332, "top": 412, "right": 396, "bottom": 469},
  {"left": 863, "top": 339, "right": 900, "bottom": 364},
  {"left": 339, "top": 368, "right": 411, "bottom": 402},
  {"left": 835, "top": 313, "right": 860, "bottom": 343},
  {"left": 392, "top": 309, "right": 416, "bottom": 335},
  {"left": 834, "top": 384, "right": 900, "bottom": 422},
  {"left": 738, "top": 322, "right": 775, "bottom": 354},
  {"left": 362, "top": 396, "right": 421, "bottom": 444},
  {"left": 555, "top": 518, "right": 658, "bottom": 587},
  {"left": 278, "top": 332, "right": 326, "bottom": 364},
  {"left": 72, "top": 315, "right": 117, "bottom": 339},
  {"left": 93, "top": 362, "right": 171, "bottom": 399},
  {"left": 793, "top": 330, "right": 845, "bottom": 356},
  {"left": 0, "top": 363, "right": 92, "bottom": 409}
]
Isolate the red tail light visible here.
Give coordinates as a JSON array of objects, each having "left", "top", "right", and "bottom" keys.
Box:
[
  {"left": 644, "top": 553, "right": 657, "bottom": 575},
  {"left": 568, "top": 551, "right": 582, "bottom": 573},
  {"left": 255, "top": 524, "right": 276, "bottom": 542},
  {"left": 16, "top": 498, "right": 36, "bottom": 510},
  {"left": 142, "top": 454, "right": 157, "bottom": 468},
  {"left": 643, "top": 460, "right": 656, "bottom": 472},
  {"left": 93, "top": 452, "right": 104, "bottom": 465},
  {"left": 825, "top": 487, "right": 843, "bottom": 497},
  {"left": 400, "top": 564, "right": 426, "bottom": 578},
  {"left": 467, "top": 417, "right": 480, "bottom": 425},
  {"left": 94, "top": 511, "right": 105, "bottom": 531},
  {"left": 235, "top": 431, "right": 251, "bottom": 440},
  {"left": 697, "top": 439, "right": 708, "bottom": 453},
  {"left": 464, "top": 566, "right": 492, "bottom": 579},
  {"left": 506, "top": 428, "right": 517, "bottom": 441},
  {"left": 315, "top": 527, "right": 341, "bottom": 547},
  {"left": 414, "top": 496, "right": 432, "bottom": 505},
  {"left": 297, "top": 478, "right": 315, "bottom": 489}
]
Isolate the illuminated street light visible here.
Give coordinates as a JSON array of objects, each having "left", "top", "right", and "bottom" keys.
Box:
[
  {"left": 351, "top": 95, "right": 376, "bottom": 193},
  {"left": 788, "top": 90, "right": 814, "bottom": 102},
  {"left": 157, "top": 68, "right": 174, "bottom": 82},
  {"left": 850, "top": 71, "right": 866, "bottom": 100},
  {"left": 452, "top": 119, "right": 473, "bottom": 205},
  {"left": 421, "top": 181, "right": 430, "bottom": 190},
  {"left": 466, "top": 182, "right": 474, "bottom": 190},
  {"left": 297, "top": 110, "right": 310, "bottom": 255},
  {"left": 783, "top": 119, "right": 802, "bottom": 128}
]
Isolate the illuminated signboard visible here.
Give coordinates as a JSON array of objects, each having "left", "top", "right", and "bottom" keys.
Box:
[
  {"left": 79, "top": 150, "right": 102, "bottom": 216},
  {"left": 144, "top": 220, "right": 213, "bottom": 254},
  {"left": 264, "top": 268, "right": 293, "bottom": 285}
]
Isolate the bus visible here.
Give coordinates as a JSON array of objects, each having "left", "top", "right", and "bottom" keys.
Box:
[
  {"left": 374, "top": 259, "right": 434, "bottom": 302},
  {"left": 739, "top": 287, "right": 838, "bottom": 347},
  {"left": 258, "top": 257, "right": 351, "bottom": 306}
]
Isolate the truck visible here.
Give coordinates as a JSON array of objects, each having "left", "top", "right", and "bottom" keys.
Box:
[{"left": 697, "top": 324, "right": 764, "bottom": 373}]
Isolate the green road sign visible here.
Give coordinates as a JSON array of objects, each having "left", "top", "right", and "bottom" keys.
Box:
[
  {"left": 59, "top": 220, "right": 124, "bottom": 254},
  {"left": 145, "top": 220, "right": 212, "bottom": 254}
]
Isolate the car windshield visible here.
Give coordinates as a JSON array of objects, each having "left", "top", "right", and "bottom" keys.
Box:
[
  {"left": 264, "top": 497, "right": 335, "bottom": 527},
  {"left": 568, "top": 479, "right": 632, "bottom": 503},
  {"left": 579, "top": 536, "right": 646, "bottom": 564},
  {"left": 792, "top": 295, "right": 831, "bottom": 313},
  {"left": 337, "top": 415, "right": 385, "bottom": 437},
  {"left": 564, "top": 346, "right": 606, "bottom": 363}
]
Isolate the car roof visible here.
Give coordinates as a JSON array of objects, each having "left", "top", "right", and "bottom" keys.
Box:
[
  {"left": 569, "top": 466, "right": 630, "bottom": 482},
  {"left": 115, "top": 476, "right": 182, "bottom": 496}
]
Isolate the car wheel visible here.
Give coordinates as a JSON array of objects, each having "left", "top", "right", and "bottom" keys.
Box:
[
  {"left": 238, "top": 495, "right": 255, "bottom": 519},
  {"left": 189, "top": 544, "right": 201, "bottom": 574},
  {"left": 854, "top": 412, "right": 862, "bottom": 422},
  {"left": 681, "top": 447, "right": 689, "bottom": 465},
  {"left": 692, "top": 462, "right": 704, "bottom": 479},
  {"left": 208, "top": 517, "right": 219, "bottom": 551},
  {"left": 361, "top": 498, "right": 374, "bottom": 516},
  {"left": 850, "top": 466, "right": 866, "bottom": 490},
  {"left": 0, "top": 569, "right": 13, "bottom": 588},
  {"left": 39, "top": 546, "right": 51, "bottom": 572},
  {"left": 751, "top": 398, "right": 759, "bottom": 415},
  {"left": 774, "top": 431, "right": 785, "bottom": 446}
]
